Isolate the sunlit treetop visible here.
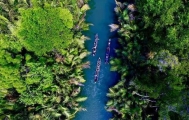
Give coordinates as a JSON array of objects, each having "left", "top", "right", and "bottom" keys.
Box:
[{"left": 16, "top": 5, "right": 73, "bottom": 56}]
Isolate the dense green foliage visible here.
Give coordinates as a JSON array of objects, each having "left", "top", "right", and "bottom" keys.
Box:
[
  {"left": 0, "top": 0, "right": 89, "bottom": 119},
  {"left": 17, "top": 7, "right": 73, "bottom": 55},
  {"left": 107, "top": 0, "right": 189, "bottom": 119}
]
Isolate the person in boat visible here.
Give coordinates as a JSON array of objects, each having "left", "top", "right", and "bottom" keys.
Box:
[
  {"left": 105, "top": 54, "right": 109, "bottom": 59},
  {"left": 92, "top": 50, "right": 96, "bottom": 56},
  {"left": 94, "top": 40, "right": 97, "bottom": 47},
  {"left": 94, "top": 38, "right": 99, "bottom": 48},
  {"left": 97, "top": 57, "right": 101, "bottom": 62},
  {"left": 108, "top": 39, "right": 111, "bottom": 45},
  {"left": 94, "top": 71, "right": 98, "bottom": 82},
  {"left": 97, "top": 60, "right": 101, "bottom": 66},
  {"left": 94, "top": 75, "right": 98, "bottom": 82},
  {"left": 92, "top": 47, "right": 97, "bottom": 56},
  {"left": 92, "top": 52, "right": 96, "bottom": 56},
  {"left": 92, "top": 47, "right": 96, "bottom": 51},
  {"left": 96, "top": 66, "right": 100, "bottom": 72},
  {"left": 107, "top": 39, "right": 111, "bottom": 52},
  {"left": 96, "top": 66, "right": 100, "bottom": 73},
  {"left": 97, "top": 58, "right": 101, "bottom": 66},
  {"left": 105, "top": 56, "right": 109, "bottom": 64}
]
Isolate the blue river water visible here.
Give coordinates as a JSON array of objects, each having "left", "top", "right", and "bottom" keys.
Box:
[{"left": 75, "top": 0, "right": 119, "bottom": 120}]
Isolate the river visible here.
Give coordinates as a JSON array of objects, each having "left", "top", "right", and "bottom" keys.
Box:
[{"left": 75, "top": 0, "right": 119, "bottom": 120}]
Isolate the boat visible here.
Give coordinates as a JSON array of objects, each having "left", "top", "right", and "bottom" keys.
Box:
[
  {"left": 92, "top": 33, "right": 99, "bottom": 56},
  {"left": 105, "top": 39, "right": 111, "bottom": 64},
  {"left": 94, "top": 57, "right": 101, "bottom": 83}
]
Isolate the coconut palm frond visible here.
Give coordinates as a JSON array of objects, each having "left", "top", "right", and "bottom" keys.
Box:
[
  {"left": 58, "top": 105, "right": 71, "bottom": 118},
  {"left": 63, "top": 96, "right": 70, "bottom": 103},
  {"left": 81, "top": 4, "right": 90, "bottom": 11},
  {"left": 76, "top": 76, "right": 85, "bottom": 83},
  {"left": 64, "top": 54, "right": 74, "bottom": 64},
  {"left": 75, "top": 97, "right": 87, "bottom": 102},
  {"left": 110, "top": 66, "right": 118, "bottom": 71},
  {"left": 80, "top": 35, "right": 90, "bottom": 41},
  {"left": 75, "top": 35, "right": 89, "bottom": 48},
  {"left": 81, "top": 61, "right": 90, "bottom": 69},
  {"left": 63, "top": 110, "right": 71, "bottom": 118},
  {"left": 109, "top": 24, "right": 119, "bottom": 32},
  {"left": 106, "top": 100, "right": 114, "bottom": 106},
  {"left": 0, "top": 2, "right": 9, "bottom": 12},
  {"left": 0, "top": 15, "right": 10, "bottom": 24},
  {"left": 79, "top": 51, "right": 88, "bottom": 59},
  {"left": 51, "top": 112, "right": 61, "bottom": 117},
  {"left": 109, "top": 88, "right": 115, "bottom": 94},
  {"left": 107, "top": 93, "right": 115, "bottom": 98}
]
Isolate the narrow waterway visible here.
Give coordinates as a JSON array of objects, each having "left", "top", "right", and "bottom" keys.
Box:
[{"left": 75, "top": 0, "right": 119, "bottom": 120}]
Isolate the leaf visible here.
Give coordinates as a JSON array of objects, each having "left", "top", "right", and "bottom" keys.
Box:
[
  {"left": 76, "top": 76, "right": 86, "bottom": 83},
  {"left": 81, "top": 4, "right": 90, "bottom": 11},
  {"left": 109, "top": 88, "right": 115, "bottom": 94},
  {"left": 25, "top": 54, "right": 31, "bottom": 61},
  {"left": 75, "top": 97, "right": 87, "bottom": 102},
  {"left": 47, "top": 108, "right": 56, "bottom": 112},
  {"left": 65, "top": 54, "right": 74, "bottom": 64},
  {"left": 56, "top": 96, "right": 61, "bottom": 103},
  {"left": 0, "top": 15, "right": 10, "bottom": 24},
  {"left": 107, "top": 93, "right": 115, "bottom": 98},
  {"left": 110, "top": 66, "right": 118, "bottom": 71},
  {"left": 63, "top": 96, "right": 69, "bottom": 103},
  {"left": 106, "top": 100, "right": 114, "bottom": 106},
  {"left": 52, "top": 112, "right": 61, "bottom": 117},
  {"left": 58, "top": 106, "right": 71, "bottom": 118},
  {"left": 79, "top": 51, "right": 88, "bottom": 59},
  {"left": 63, "top": 110, "right": 71, "bottom": 118}
]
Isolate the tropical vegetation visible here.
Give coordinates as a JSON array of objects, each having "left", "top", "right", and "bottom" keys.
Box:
[
  {"left": 0, "top": 0, "right": 90, "bottom": 119},
  {"left": 107, "top": 0, "right": 189, "bottom": 119}
]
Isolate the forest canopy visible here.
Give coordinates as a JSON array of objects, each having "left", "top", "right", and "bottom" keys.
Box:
[
  {"left": 107, "top": 0, "right": 189, "bottom": 119},
  {"left": 16, "top": 6, "right": 73, "bottom": 55},
  {"left": 0, "top": 0, "right": 89, "bottom": 119}
]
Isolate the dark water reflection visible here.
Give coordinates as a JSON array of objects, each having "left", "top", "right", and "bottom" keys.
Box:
[{"left": 75, "top": 0, "right": 119, "bottom": 120}]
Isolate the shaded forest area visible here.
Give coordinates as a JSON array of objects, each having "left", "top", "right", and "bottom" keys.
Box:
[
  {"left": 106, "top": 0, "right": 189, "bottom": 120},
  {"left": 0, "top": 0, "right": 90, "bottom": 119}
]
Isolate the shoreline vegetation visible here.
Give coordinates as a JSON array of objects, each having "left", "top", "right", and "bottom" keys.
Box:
[
  {"left": 0, "top": 0, "right": 90, "bottom": 119},
  {"left": 106, "top": 0, "right": 189, "bottom": 119}
]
